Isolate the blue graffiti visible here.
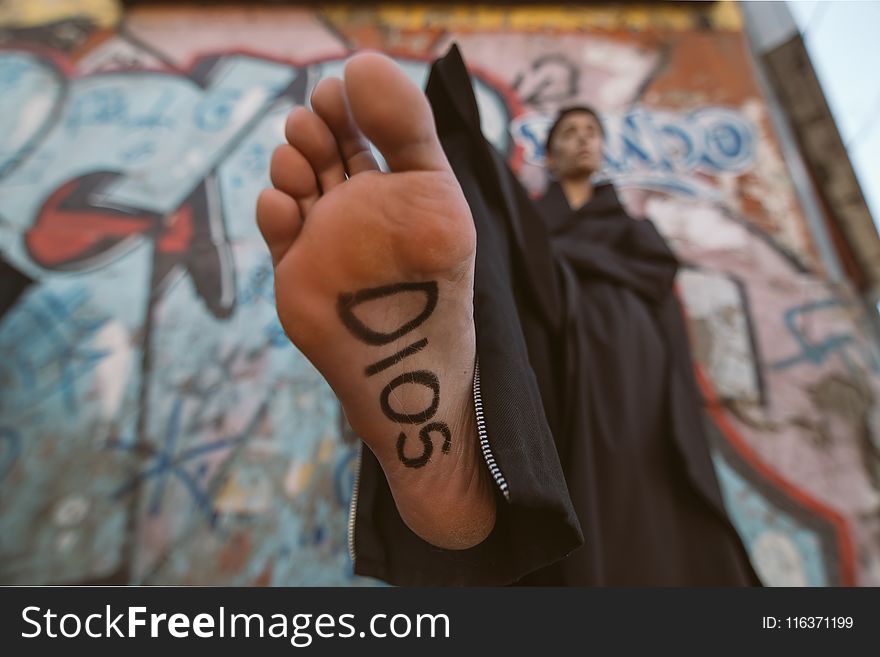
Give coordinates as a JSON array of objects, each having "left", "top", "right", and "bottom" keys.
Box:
[
  {"left": 263, "top": 320, "right": 289, "bottom": 349},
  {"left": 0, "top": 53, "right": 64, "bottom": 176},
  {"left": 238, "top": 260, "right": 290, "bottom": 350},
  {"left": 658, "top": 122, "right": 699, "bottom": 171},
  {"left": 510, "top": 106, "right": 756, "bottom": 196},
  {"left": 0, "top": 54, "right": 297, "bottom": 227},
  {"left": 0, "top": 288, "right": 110, "bottom": 413},
  {"left": 616, "top": 113, "right": 656, "bottom": 169},
  {"left": 194, "top": 89, "right": 241, "bottom": 132},
  {"left": 65, "top": 87, "right": 126, "bottom": 132},
  {"left": 702, "top": 118, "right": 749, "bottom": 170},
  {"left": 65, "top": 87, "right": 177, "bottom": 136},
  {"left": 109, "top": 397, "right": 268, "bottom": 525},
  {"left": 238, "top": 260, "right": 274, "bottom": 307},
  {"left": 772, "top": 298, "right": 880, "bottom": 375},
  {"left": 119, "top": 140, "right": 157, "bottom": 164},
  {"left": 240, "top": 142, "right": 270, "bottom": 176},
  {"left": 610, "top": 107, "right": 756, "bottom": 175}
]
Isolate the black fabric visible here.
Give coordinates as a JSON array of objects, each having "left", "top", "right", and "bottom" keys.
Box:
[
  {"left": 0, "top": 255, "right": 34, "bottom": 320},
  {"left": 518, "top": 180, "right": 763, "bottom": 586},
  {"left": 351, "top": 44, "right": 762, "bottom": 587},
  {"left": 351, "top": 47, "right": 583, "bottom": 588}
]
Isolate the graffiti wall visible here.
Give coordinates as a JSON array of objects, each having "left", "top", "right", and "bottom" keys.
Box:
[{"left": 1, "top": 2, "right": 878, "bottom": 586}]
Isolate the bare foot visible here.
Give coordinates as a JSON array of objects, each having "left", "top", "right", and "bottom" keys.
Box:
[{"left": 256, "top": 53, "right": 496, "bottom": 549}]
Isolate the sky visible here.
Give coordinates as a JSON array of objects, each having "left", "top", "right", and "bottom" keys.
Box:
[{"left": 786, "top": 0, "right": 880, "bottom": 233}]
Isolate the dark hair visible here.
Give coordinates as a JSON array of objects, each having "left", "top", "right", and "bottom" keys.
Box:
[{"left": 544, "top": 105, "right": 605, "bottom": 156}]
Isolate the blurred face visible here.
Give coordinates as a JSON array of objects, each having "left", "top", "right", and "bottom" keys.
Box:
[{"left": 546, "top": 111, "right": 604, "bottom": 180}]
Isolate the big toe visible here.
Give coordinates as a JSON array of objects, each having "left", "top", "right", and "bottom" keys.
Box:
[{"left": 344, "top": 52, "right": 449, "bottom": 173}]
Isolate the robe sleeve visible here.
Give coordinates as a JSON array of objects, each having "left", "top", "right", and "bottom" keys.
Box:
[{"left": 349, "top": 45, "right": 583, "bottom": 586}]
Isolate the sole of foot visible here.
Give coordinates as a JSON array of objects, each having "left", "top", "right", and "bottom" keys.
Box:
[{"left": 256, "top": 52, "right": 496, "bottom": 550}]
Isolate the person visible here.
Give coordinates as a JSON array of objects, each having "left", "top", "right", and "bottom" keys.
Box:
[
  {"left": 256, "top": 44, "right": 762, "bottom": 586},
  {"left": 538, "top": 105, "right": 605, "bottom": 213}
]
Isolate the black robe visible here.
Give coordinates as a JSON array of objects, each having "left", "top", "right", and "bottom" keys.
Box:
[{"left": 350, "top": 45, "right": 762, "bottom": 587}]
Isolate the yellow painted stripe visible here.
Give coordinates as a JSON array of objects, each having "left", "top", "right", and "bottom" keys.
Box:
[
  {"left": 323, "top": 2, "right": 742, "bottom": 33},
  {"left": 0, "top": 0, "right": 120, "bottom": 28}
]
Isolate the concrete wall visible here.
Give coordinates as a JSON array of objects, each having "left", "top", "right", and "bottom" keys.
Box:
[{"left": 1, "top": 1, "right": 879, "bottom": 585}]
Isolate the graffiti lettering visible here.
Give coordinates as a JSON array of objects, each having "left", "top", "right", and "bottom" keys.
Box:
[{"left": 511, "top": 106, "right": 755, "bottom": 196}]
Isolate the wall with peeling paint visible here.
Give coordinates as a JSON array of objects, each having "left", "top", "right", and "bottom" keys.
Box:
[{"left": 1, "top": 2, "right": 879, "bottom": 586}]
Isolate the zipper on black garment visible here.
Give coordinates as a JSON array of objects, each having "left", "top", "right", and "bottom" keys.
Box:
[
  {"left": 473, "top": 355, "right": 510, "bottom": 500},
  {"left": 347, "top": 444, "right": 362, "bottom": 566},
  {"left": 347, "top": 354, "right": 510, "bottom": 566}
]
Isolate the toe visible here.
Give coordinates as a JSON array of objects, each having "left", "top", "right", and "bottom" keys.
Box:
[
  {"left": 285, "top": 107, "right": 347, "bottom": 193},
  {"left": 344, "top": 52, "right": 449, "bottom": 173},
  {"left": 310, "top": 77, "right": 379, "bottom": 176},
  {"left": 270, "top": 143, "right": 320, "bottom": 215},
  {"left": 256, "top": 188, "right": 302, "bottom": 266}
]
